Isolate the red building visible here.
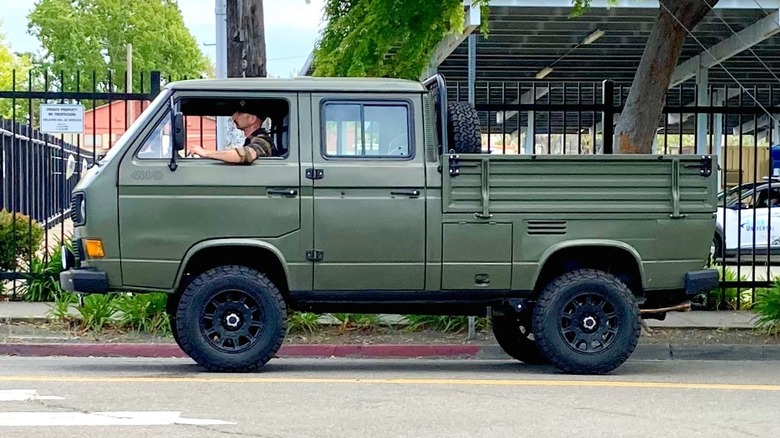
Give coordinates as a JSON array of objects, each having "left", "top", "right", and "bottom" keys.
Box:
[{"left": 65, "top": 100, "right": 217, "bottom": 154}]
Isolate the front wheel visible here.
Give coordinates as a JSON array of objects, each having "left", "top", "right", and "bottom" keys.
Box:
[
  {"left": 532, "top": 269, "right": 641, "bottom": 375},
  {"left": 175, "top": 265, "right": 287, "bottom": 372},
  {"left": 711, "top": 235, "right": 723, "bottom": 263}
]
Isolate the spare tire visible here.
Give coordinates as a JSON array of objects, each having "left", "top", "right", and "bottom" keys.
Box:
[{"left": 446, "top": 102, "right": 481, "bottom": 154}]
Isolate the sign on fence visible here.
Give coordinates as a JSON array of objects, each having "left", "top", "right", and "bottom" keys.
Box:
[{"left": 39, "top": 104, "right": 85, "bottom": 134}]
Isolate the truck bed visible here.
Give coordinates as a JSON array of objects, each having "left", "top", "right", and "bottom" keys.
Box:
[{"left": 442, "top": 154, "right": 717, "bottom": 217}]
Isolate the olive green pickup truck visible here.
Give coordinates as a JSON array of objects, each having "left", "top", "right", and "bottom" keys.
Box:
[{"left": 60, "top": 74, "right": 719, "bottom": 375}]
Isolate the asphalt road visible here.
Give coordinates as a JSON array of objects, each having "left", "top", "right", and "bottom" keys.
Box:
[{"left": 0, "top": 356, "right": 778, "bottom": 438}]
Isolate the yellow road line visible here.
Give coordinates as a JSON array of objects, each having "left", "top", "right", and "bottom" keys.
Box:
[{"left": 0, "top": 375, "right": 778, "bottom": 391}]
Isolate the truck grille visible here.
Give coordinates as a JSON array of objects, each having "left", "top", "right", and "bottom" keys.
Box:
[{"left": 70, "top": 192, "right": 85, "bottom": 226}]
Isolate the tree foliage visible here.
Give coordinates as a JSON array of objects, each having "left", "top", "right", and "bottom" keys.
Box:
[
  {"left": 27, "top": 0, "right": 209, "bottom": 93},
  {"left": 0, "top": 24, "right": 33, "bottom": 120},
  {"left": 309, "top": 0, "right": 490, "bottom": 80},
  {"left": 306, "top": 0, "right": 614, "bottom": 80}
]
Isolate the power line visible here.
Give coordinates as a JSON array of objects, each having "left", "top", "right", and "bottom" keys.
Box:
[
  {"left": 703, "top": 1, "right": 780, "bottom": 86},
  {"left": 657, "top": 1, "right": 779, "bottom": 128}
]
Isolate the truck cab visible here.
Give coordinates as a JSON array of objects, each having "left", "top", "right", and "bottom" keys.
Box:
[{"left": 61, "top": 75, "right": 719, "bottom": 375}]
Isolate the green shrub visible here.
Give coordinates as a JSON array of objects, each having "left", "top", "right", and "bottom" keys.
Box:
[
  {"left": 708, "top": 264, "right": 754, "bottom": 310},
  {"left": 331, "top": 313, "right": 382, "bottom": 331},
  {"left": 75, "top": 294, "right": 119, "bottom": 333},
  {"left": 113, "top": 293, "right": 171, "bottom": 335},
  {"left": 753, "top": 283, "right": 780, "bottom": 336},
  {"left": 287, "top": 311, "right": 321, "bottom": 335},
  {"left": 48, "top": 290, "right": 78, "bottom": 324},
  {"left": 403, "top": 315, "right": 490, "bottom": 333},
  {"left": 18, "top": 235, "right": 72, "bottom": 302},
  {"left": 0, "top": 210, "right": 44, "bottom": 272}
]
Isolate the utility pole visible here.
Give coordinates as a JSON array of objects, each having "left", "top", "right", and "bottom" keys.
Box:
[
  {"left": 126, "top": 43, "right": 133, "bottom": 125},
  {"left": 215, "top": 0, "right": 227, "bottom": 150},
  {"left": 226, "top": 0, "right": 267, "bottom": 78}
]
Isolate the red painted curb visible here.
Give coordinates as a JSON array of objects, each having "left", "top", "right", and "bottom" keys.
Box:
[{"left": 0, "top": 343, "right": 483, "bottom": 359}]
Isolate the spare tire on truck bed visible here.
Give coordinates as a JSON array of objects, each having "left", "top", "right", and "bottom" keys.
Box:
[{"left": 446, "top": 101, "right": 481, "bottom": 154}]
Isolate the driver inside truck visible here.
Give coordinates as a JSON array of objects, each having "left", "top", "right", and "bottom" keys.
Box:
[{"left": 187, "top": 102, "right": 278, "bottom": 164}]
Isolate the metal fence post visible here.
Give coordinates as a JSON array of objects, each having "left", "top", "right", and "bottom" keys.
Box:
[
  {"left": 602, "top": 79, "right": 615, "bottom": 154},
  {"left": 467, "top": 31, "right": 477, "bottom": 341},
  {"left": 150, "top": 71, "right": 161, "bottom": 97}
]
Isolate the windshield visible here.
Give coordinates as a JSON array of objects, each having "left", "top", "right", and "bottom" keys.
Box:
[
  {"left": 97, "top": 88, "right": 171, "bottom": 165},
  {"left": 720, "top": 185, "right": 748, "bottom": 205}
]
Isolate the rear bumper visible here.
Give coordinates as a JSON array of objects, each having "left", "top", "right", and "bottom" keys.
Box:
[{"left": 684, "top": 269, "right": 719, "bottom": 295}]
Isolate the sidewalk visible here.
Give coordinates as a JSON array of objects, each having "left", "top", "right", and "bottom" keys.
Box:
[
  {"left": 1, "top": 300, "right": 776, "bottom": 362},
  {"left": 0, "top": 300, "right": 761, "bottom": 329}
]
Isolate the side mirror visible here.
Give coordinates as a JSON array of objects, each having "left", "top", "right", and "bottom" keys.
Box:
[
  {"left": 172, "top": 112, "right": 185, "bottom": 151},
  {"left": 168, "top": 107, "right": 184, "bottom": 172}
]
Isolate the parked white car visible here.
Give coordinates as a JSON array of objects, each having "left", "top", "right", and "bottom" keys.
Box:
[{"left": 714, "top": 178, "right": 780, "bottom": 258}]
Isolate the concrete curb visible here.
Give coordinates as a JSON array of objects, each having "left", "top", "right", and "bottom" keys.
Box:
[{"left": 1, "top": 342, "right": 779, "bottom": 361}]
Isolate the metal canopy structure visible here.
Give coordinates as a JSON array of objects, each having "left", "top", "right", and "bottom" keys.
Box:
[
  {"left": 300, "top": 1, "right": 780, "bottom": 86},
  {"left": 434, "top": 0, "right": 780, "bottom": 86}
]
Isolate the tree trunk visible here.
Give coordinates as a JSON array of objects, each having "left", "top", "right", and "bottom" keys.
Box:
[
  {"left": 227, "top": 0, "right": 267, "bottom": 78},
  {"left": 614, "top": 0, "right": 719, "bottom": 154}
]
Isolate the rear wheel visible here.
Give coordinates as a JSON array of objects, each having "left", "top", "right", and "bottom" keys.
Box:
[
  {"left": 491, "top": 311, "right": 548, "bottom": 365},
  {"left": 175, "top": 265, "right": 287, "bottom": 372},
  {"left": 532, "top": 269, "right": 640, "bottom": 375}
]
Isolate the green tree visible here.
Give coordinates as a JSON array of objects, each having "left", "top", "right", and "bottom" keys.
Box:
[
  {"left": 27, "top": 0, "right": 209, "bottom": 94},
  {"left": 0, "top": 23, "right": 33, "bottom": 121},
  {"left": 309, "top": 0, "right": 489, "bottom": 79},
  {"left": 311, "top": 0, "right": 721, "bottom": 155}
]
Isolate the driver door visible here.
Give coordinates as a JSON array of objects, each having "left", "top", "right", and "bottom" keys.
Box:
[{"left": 116, "top": 91, "right": 303, "bottom": 289}]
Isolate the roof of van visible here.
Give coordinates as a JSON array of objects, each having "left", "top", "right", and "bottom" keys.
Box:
[{"left": 166, "top": 76, "right": 428, "bottom": 93}]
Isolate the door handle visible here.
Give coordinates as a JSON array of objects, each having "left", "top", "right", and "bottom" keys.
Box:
[
  {"left": 267, "top": 188, "right": 298, "bottom": 197},
  {"left": 390, "top": 189, "right": 421, "bottom": 198}
]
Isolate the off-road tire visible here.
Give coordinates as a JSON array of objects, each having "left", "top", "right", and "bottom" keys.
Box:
[
  {"left": 447, "top": 101, "right": 481, "bottom": 154},
  {"left": 711, "top": 234, "right": 723, "bottom": 262},
  {"left": 175, "top": 265, "right": 287, "bottom": 372},
  {"left": 491, "top": 312, "right": 548, "bottom": 365},
  {"left": 532, "top": 269, "right": 640, "bottom": 375}
]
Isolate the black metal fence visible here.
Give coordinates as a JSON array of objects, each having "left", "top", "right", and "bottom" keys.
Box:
[
  {"left": 450, "top": 79, "right": 780, "bottom": 309},
  {"left": 1, "top": 118, "right": 89, "bottom": 226},
  {"left": 1, "top": 70, "right": 163, "bottom": 300}
]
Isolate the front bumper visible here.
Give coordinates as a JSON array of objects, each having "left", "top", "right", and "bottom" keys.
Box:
[
  {"left": 59, "top": 245, "right": 109, "bottom": 294},
  {"left": 684, "top": 269, "right": 719, "bottom": 295},
  {"left": 60, "top": 269, "right": 110, "bottom": 294}
]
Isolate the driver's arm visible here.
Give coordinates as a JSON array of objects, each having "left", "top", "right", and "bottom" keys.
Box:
[{"left": 189, "top": 145, "right": 258, "bottom": 164}]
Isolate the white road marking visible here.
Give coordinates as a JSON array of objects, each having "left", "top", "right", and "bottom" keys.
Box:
[
  {"left": 0, "top": 411, "right": 235, "bottom": 427},
  {"left": 0, "top": 390, "right": 64, "bottom": 401}
]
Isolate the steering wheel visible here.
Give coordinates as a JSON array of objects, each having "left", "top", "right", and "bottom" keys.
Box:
[{"left": 383, "top": 133, "right": 408, "bottom": 156}]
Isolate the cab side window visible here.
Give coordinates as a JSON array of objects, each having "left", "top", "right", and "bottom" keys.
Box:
[
  {"left": 137, "top": 112, "right": 173, "bottom": 159},
  {"left": 135, "top": 96, "right": 291, "bottom": 160},
  {"left": 322, "top": 101, "right": 412, "bottom": 158}
]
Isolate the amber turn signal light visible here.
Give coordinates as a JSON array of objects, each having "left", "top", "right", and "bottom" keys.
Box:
[{"left": 84, "top": 239, "right": 105, "bottom": 258}]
